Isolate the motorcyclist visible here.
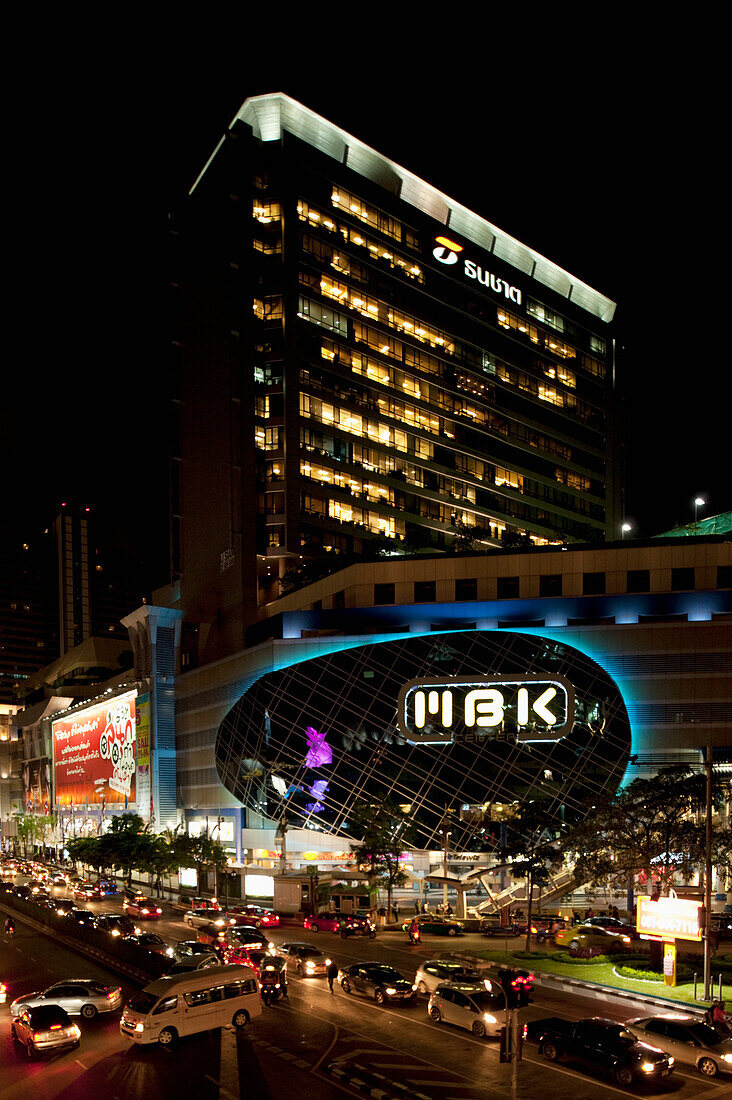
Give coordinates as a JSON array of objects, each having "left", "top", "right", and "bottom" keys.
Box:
[
  {"left": 4, "top": 916, "right": 15, "bottom": 935},
  {"left": 408, "top": 918, "right": 421, "bottom": 944}
]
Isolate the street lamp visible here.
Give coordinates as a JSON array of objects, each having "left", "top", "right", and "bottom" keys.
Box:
[
  {"left": 621, "top": 523, "right": 632, "bottom": 539},
  {"left": 694, "top": 497, "right": 705, "bottom": 523}
]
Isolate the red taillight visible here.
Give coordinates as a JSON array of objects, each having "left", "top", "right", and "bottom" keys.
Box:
[
  {"left": 50, "top": 1024, "right": 63, "bottom": 1030},
  {"left": 107, "top": 990, "right": 118, "bottom": 1000}
]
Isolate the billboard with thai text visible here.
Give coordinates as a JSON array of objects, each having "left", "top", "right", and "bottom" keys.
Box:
[
  {"left": 52, "top": 690, "right": 137, "bottom": 807},
  {"left": 636, "top": 894, "right": 702, "bottom": 942}
]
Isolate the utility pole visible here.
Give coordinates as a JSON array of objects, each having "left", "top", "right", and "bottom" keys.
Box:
[{"left": 703, "top": 744, "right": 713, "bottom": 1001}]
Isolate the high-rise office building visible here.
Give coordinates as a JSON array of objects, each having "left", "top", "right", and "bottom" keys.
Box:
[{"left": 171, "top": 93, "right": 621, "bottom": 664}]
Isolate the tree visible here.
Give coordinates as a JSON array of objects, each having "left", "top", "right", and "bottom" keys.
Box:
[
  {"left": 567, "top": 768, "right": 710, "bottom": 901},
  {"left": 349, "top": 796, "right": 412, "bottom": 921},
  {"left": 501, "top": 799, "right": 563, "bottom": 952},
  {"left": 173, "top": 832, "right": 228, "bottom": 896},
  {"left": 448, "top": 519, "right": 489, "bottom": 553},
  {"left": 14, "top": 813, "right": 56, "bottom": 857}
]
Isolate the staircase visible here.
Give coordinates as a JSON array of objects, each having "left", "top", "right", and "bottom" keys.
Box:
[{"left": 469, "top": 866, "right": 577, "bottom": 916}]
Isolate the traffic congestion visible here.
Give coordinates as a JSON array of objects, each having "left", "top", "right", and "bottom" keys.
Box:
[{"left": 2, "top": 854, "right": 732, "bottom": 1097}]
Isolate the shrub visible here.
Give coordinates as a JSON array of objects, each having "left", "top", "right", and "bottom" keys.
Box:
[
  {"left": 615, "top": 962, "right": 694, "bottom": 983},
  {"left": 549, "top": 952, "right": 612, "bottom": 965}
]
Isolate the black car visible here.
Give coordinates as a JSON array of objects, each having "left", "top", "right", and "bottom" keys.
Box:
[
  {"left": 95, "top": 913, "right": 137, "bottom": 937},
  {"left": 12, "top": 885, "right": 32, "bottom": 900},
  {"left": 121, "top": 932, "right": 173, "bottom": 956},
  {"left": 66, "top": 908, "right": 98, "bottom": 929},
  {"left": 524, "top": 1016, "right": 674, "bottom": 1086},
  {"left": 223, "top": 925, "right": 273, "bottom": 951},
  {"left": 583, "top": 915, "right": 638, "bottom": 939},
  {"left": 338, "top": 963, "right": 416, "bottom": 1004}
]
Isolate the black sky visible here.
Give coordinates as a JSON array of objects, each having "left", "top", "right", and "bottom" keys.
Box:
[{"left": 5, "top": 47, "right": 726, "bottom": 582}]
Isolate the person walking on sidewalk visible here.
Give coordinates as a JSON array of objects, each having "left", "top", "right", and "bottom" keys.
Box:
[{"left": 326, "top": 960, "right": 339, "bottom": 993}]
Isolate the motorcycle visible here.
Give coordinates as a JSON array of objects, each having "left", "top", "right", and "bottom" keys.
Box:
[
  {"left": 259, "top": 960, "right": 287, "bottom": 1004},
  {"left": 339, "top": 917, "right": 376, "bottom": 940},
  {"left": 407, "top": 924, "right": 421, "bottom": 944}
]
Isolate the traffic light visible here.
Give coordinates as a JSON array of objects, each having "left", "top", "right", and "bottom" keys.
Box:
[{"left": 498, "top": 967, "right": 534, "bottom": 1008}]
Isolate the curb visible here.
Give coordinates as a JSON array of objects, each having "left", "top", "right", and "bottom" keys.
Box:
[
  {"left": 326, "top": 1061, "right": 431, "bottom": 1100},
  {"left": 446, "top": 950, "right": 712, "bottom": 1016}
]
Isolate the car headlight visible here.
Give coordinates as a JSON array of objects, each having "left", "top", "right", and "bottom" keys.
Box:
[
  {"left": 385, "top": 987, "right": 397, "bottom": 995},
  {"left": 70, "top": 1024, "right": 81, "bottom": 1038},
  {"left": 111, "top": 928, "right": 120, "bottom": 936},
  {"left": 135, "top": 1022, "right": 144, "bottom": 1032},
  {"left": 483, "top": 1013, "right": 497, "bottom": 1024},
  {"left": 324, "top": 958, "right": 331, "bottom": 966},
  {"left": 641, "top": 1062, "right": 655, "bottom": 1073},
  {"left": 668, "top": 1057, "right": 674, "bottom": 1065},
  {"left": 412, "top": 984, "right": 418, "bottom": 991},
  {"left": 622, "top": 936, "right": 631, "bottom": 943},
  {"left": 166, "top": 947, "right": 175, "bottom": 956},
  {"left": 722, "top": 1053, "right": 732, "bottom": 1063},
  {"left": 306, "top": 962, "right": 315, "bottom": 971}
]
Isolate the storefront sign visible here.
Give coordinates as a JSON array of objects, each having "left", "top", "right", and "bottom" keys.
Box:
[
  {"left": 636, "top": 895, "right": 702, "bottom": 943},
  {"left": 398, "top": 675, "right": 574, "bottom": 744},
  {"left": 52, "top": 690, "right": 137, "bottom": 806},
  {"left": 135, "top": 694, "right": 151, "bottom": 819}
]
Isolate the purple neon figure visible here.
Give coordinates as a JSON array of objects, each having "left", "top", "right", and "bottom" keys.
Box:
[{"left": 304, "top": 726, "right": 332, "bottom": 768}]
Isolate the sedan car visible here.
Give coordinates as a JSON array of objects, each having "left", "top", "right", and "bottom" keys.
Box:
[
  {"left": 582, "top": 915, "right": 638, "bottom": 939},
  {"left": 414, "top": 960, "right": 482, "bottom": 995},
  {"left": 226, "top": 904, "right": 280, "bottom": 929},
  {"left": 73, "top": 882, "right": 102, "bottom": 901},
  {"left": 276, "top": 942, "right": 331, "bottom": 976},
  {"left": 95, "top": 914, "right": 139, "bottom": 937},
  {"left": 122, "top": 932, "right": 174, "bottom": 957},
  {"left": 11, "top": 980, "right": 123, "bottom": 1019},
  {"left": 303, "top": 912, "right": 343, "bottom": 933},
  {"left": 123, "top": 894, "right": 162, "bottom": 919},
  {"left": 171, "top": 940, "right": 222, "bottom": 965},
  {"left": 402, "top": 913, "right": 464, "bottom": 936},
  {"left": 184, "top": 907, "right": 236, "bottom": 930},
  {"left": 626, "top": 1014, "right": 732, "bottom": 1078},
  {"left": 428, "top": 981, "right": 503, "bottom": 1038},
  {"left": 11, "top": 1005, "right": 80, "bottom": 1058},
  {"left": 338, "top": 963, "right": 416, "bottom": 1004},
  {"left": 66, "top": 908, "right": 99, "bottom": 929},
  {"left": 554, "top": 923, "right": 632, "bottom": 954}
]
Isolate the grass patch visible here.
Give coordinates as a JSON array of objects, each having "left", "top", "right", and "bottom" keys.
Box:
[{"left": 477, "top": 946, "right": 727, "bottom": 1007}]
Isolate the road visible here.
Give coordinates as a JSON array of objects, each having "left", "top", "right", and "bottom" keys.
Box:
[{"left": 1, "top": 881, "right": 729, "bottom": 1099}]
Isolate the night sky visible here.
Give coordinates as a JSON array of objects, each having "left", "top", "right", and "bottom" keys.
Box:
[{"left": 5, "top": 53, "right": 725, "bottom": 589}]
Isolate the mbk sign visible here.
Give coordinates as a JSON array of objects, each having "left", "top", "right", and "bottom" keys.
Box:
[
  {"left": 432, "top": 236, "right": 522, "bottom": 305},
  {"left": 397, "top": 675, "right": 574, "bottom": 745}
]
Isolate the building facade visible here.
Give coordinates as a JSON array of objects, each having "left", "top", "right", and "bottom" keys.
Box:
[
  {"left": 171, "top": 534, "right": 731, "bottom": 875},
  {"left": 172, "top": 93, "right": 622, "bottom": 665}
]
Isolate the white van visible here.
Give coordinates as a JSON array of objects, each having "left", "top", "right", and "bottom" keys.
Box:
[{"left": 120, "top": 964, "right": 261, "bottom": 1045}]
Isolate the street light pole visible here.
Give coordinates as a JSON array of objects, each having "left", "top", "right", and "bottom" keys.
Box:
[
  {"left": 703, "top": 744, "right": 713, "bottom": 1001},
  {"left": 694, "top": 497, "right": 705, "bottom": 523}
]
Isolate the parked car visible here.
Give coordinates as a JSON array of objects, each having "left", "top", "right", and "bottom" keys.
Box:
[
  {"left": 123, "top": 894, "right": 162, "bottom": 919},
  {"left": 275, "top": 942, "right": 330, "bottom": 977},
  {"left": 480, "top": 917, "right": 519, "bottom": 937},
  {"left": 338, "top": 963, "right": 416, "bottom": 1004},
  {"left": 11, "top": 1005, "right": 80, "bottom": 1058},
  {"left": 524, "top": 1016, "right": 674, "bottom": 1086},
  {"left": 414, "top": 960, "right": 482, "bottom": 995},
  {"left": 711, "top": 915, "right": 732, "bottom": 942},
  {"left": 554, "top": 924, "right": 632, "bottom": 955},
  {"left": 402, "top": 913, "right": 464, "bottom": 936},
  {"left": 10, "top": 979, "right": 123, "bottom": 1019},
  {"left": 191, "top": 896, "right": 221, "bottom": 911},
  {"left": 625, "top": 1014, "right": 732, "bottom": 1078},
  {"left": 428, "top": 981, "right": 502, "bottom": 1038}
]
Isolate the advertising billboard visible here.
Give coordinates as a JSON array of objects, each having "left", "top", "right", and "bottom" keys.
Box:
[
  {"left": 52, "top": 690, "right": 137, "bottom": 807},
  {"left": 636, "top": 894, "right": 702, "bottom": 942},
  {"left": 22, "top": 758, "right": 51, "bottom": 813},
  {"left": 135, "top": 693, "right": 151, "bottom": 819}
]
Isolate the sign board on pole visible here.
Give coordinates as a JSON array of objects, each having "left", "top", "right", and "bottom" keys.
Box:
[{"left": 636, "top": 895, "right": 702, "bottom": 943}]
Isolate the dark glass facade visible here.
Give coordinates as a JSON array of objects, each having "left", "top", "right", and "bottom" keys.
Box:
[
  {"left": 215, "top": 630, "right": 631, "bottom": 852},
  {"left": 172, "top": 94, "right": 621, "bottom": 663}
]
